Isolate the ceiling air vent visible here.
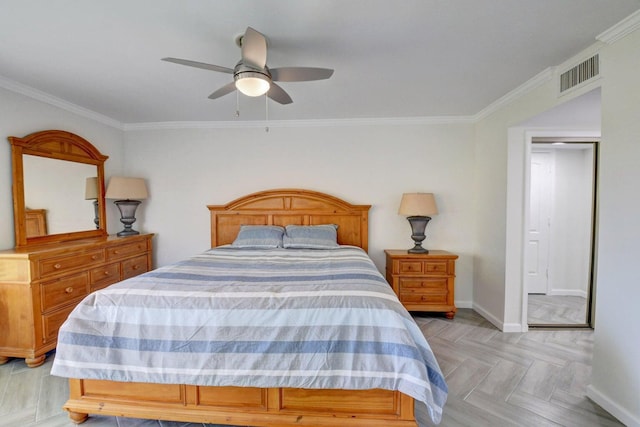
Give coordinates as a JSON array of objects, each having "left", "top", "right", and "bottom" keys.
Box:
[{"left": 560, "top": 54, "right": 599, "bottom": 93}]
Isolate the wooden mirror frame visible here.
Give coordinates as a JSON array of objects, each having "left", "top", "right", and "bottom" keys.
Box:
[{"left": 8, "top": 130, "right": 109, "bottom": 247}]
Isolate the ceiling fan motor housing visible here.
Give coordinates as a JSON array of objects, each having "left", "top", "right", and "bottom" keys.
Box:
[{"left": 233, "top": 62, "right": 272, "bottom": 82}]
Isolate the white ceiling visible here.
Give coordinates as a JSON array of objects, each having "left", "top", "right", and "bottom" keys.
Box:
[{"left": 1, "top": 1, "right": 638, "bottom": 125}]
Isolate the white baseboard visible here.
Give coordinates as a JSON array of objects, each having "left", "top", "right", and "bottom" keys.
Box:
[
  {"left": 587, "top": 385, "right": 640, "bottom": 427},
  {"left": 455, "top": 300, "right": 473, "bottom": 309},
  {"left": 472, "top": 302, "right": 524, "bottom": 332},
  {"left": 548, "top": 289, "right": 588, "bottom": 298}
]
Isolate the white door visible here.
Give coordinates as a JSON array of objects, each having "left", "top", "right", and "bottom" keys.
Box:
[{"left": 526, "top": 151, "right": 552, "bottom": 294}]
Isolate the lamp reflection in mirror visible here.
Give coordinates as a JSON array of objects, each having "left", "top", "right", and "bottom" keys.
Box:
[
  {"left": 84, "top": 177, "right": 100, "bottom": 229},
  {"left": 105, "top": 177, "right": 148, "bottom": 237},
  {"left": 398, "top": 193, "right": 438, "bottom": 254}
]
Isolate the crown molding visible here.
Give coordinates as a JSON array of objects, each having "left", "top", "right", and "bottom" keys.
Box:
[
  {"left": 0, "top": 75, "right": 123, "bottom": 130},
  {"left": 123, "top": 115, "right": 475, "bottom": 131},
  {"left": 597, "top": 9, "right": 640, "bottom": 44},
  {"left": 472, "top": 67, "right": 554, "bottom": 122},
  {"left": 0, "top": 73, "right": 475, "bottom": 130}
]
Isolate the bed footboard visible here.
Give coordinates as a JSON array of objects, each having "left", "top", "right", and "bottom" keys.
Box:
[{"left": 65, "top": 379, "right": 418, "bottom": 426}]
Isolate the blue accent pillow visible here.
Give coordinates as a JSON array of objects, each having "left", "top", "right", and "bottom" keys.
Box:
[
  {"left": 231, "top": 225, "right": 285, "bottom": 248},
  {"left": 283, "top": 224, "right": 339, "bottom": 249}
]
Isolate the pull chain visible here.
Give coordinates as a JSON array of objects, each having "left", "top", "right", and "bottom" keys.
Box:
[
  {"left": 265, "top": 94, "right": 269, "bottom": 133},
  {"left": 235, "top": 90, "right": 240, "bottom": 117}
]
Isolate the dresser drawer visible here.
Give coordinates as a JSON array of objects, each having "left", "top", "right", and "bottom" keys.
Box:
[
  {"left": 122, "top": 254, "right": 149, "bottom": 279},
  {"left": 107, "top": 241, "right": 149, "bottom": 261},
  {"left": 90, "top": 263, "right": 121, "bottom": 291},
  {"left": 39, "top": 250, "right": 104, "bottom": 278},
  {"left": 42, "top": 304, "right": 75, "bottom": 344},
  {"left": 398, "top": 260, "right": 449, "bottom": 275},
  {"left": 41, "top": 272, "right": 89, "bottom": 312}
]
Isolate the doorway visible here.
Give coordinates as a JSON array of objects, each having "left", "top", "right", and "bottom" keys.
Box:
[{"left": 526, "top": 139, "right": 597, "bottom": 327}]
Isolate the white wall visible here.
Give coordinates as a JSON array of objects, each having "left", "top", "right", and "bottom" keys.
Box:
[
  {"left": 587, "top": 26, "right": 640, "bottom": 427},
  {"left": 482, "top": 84, "right": 601, "bottom": 332},
  {"left": 123, "top": 122, "right": 476, "bottom": 307},
  {"left": 0, "top": 87, "right": 125, "bottom": 250},
  {"left": 477, "top": 24, "right": 640, "bottom": 424}
]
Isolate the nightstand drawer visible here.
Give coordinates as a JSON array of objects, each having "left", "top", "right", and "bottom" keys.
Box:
[
  {"left": 41, "top": 272, "right": 89, "bottom": 312},
  {"left": 399, "top": 277, "right": 448, "bottom": 290},
  {"left": 39, "top": 250, "right": 104, "bottom": 278},
  {"left": 122, "top": 255, "right": 149, "bottom": 279},
  {"left": 400, "top": 291, "right": 448, "bottom": 305},
  {"left": 398, "top": 260, "right": 449, "bottom": 275}
]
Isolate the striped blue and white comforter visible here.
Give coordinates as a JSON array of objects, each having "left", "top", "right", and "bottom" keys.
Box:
[{"left": 51, "top": 246, "right": 447, "bottom": 423}]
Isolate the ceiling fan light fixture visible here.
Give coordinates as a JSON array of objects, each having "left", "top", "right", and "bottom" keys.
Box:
[{"left": 235, "top": 71, "right": 270, "bottom": 97}]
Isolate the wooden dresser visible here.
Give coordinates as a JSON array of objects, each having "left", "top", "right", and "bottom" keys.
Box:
[
  {"left": 0, "top": 234, "right": 153, "bottom": 367},
  {"left": 385, "top": 249, "right": 458, "bottom": 318}
]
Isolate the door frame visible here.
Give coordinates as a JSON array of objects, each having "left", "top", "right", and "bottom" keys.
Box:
[
  {"left": 517, "top": 130, "right": 600, "bottom": 331},
  {"left": 526, "top": 139, "right": 598, "bottom": 327}
]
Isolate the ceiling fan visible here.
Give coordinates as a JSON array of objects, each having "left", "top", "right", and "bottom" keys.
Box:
[{"left": 162, "top": 27, "right": 334, "bottom": 105}]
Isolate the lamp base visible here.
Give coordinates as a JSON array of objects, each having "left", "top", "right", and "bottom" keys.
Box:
[
  {"left": 406, "top": 215, "right": 431, "bottom": 254},
  {"left": 117, "top": 229, "right": 140, "bottom": 237},
  {"left": 408, "top": 246, "right": 429, "bottom": 254},
  {"left": 114, "top": 199, "right": 141, "bottom": 237},
  {"left": 92, "top": 200, "right": 100, "bottom": 229}
]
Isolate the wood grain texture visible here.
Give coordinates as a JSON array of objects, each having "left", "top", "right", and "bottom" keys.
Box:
[
  {"left": 8, "top": 130, "right": 108, "bottom": 248},
  {"left": 0, "top": 234, "right": 153, "bottom": 366}
]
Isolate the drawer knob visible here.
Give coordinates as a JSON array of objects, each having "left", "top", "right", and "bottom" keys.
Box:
[
  {"left": 113, "top": 250, "right": 120, "bottom": 254},
  {"left": 91, "top": 254, "right": 98, "bottom": 260},
  {"left": 132, "top": 265, "right": 139, "bottom": 270},
  {"left": 54, "top": 263, "right": 62, "bottom": 269},
  {"left": 103, "top": 271, "right": 111, "bottom": 276},
  {"left": 65, "top": 287, "right": 74, "bottom": 294}
]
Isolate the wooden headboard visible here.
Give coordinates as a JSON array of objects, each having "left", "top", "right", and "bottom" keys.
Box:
[{"left": 208, "top": 189, "right": 371, "bottom": 251}]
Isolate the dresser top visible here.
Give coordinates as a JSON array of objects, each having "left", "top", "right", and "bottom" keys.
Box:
[{"left": 0, "top": 233, "right": 154, "bottom": 257}]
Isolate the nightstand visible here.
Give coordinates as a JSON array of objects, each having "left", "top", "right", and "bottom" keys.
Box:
[{"left": 384, "top": 249, "right": 458, "bottom": 318}]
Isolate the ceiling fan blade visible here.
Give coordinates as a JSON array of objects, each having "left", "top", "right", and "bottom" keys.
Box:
[
  {"left": 162, "top": 57, "right": 234, "bottom": 74},
  {"left": 208, "top": 82, "right": 237, "bottom": 99},
  {"left": 267, "top": 83, "right": 293, "bottom": 105},
  {"left": 241, "top": 27, "right": 267, "bottom": 69},
  {"left": 270, "top": 67, "right": 334, "bottom": 82}
]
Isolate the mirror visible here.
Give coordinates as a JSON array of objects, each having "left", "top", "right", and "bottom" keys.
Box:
[
  {"left": 8, "top": 130, "right": 109, "bottom": 247},
  {"left": 23, "top": 156, "right": 99, "bottom": 235}
]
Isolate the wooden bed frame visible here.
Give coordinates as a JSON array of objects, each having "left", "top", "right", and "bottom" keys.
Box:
[{"left": 63, "top": 189, "right": 419, "bottom": 426}]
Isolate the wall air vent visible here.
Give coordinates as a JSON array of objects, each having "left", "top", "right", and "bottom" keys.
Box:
[{"left": 560, "top": 54, "right": 599, "bottom": 93}]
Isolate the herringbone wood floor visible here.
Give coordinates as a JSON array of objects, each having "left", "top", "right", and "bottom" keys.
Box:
[
  {"left": 0, "top": 309, "right": 622, "bottom": 427},
  {"left": 528, "top": 294, "right": 589, "bottom": 325}
]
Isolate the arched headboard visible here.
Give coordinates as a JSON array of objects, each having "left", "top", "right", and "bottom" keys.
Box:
[{"left": 207, "top": 189, "right": 371, "bottom": 251}]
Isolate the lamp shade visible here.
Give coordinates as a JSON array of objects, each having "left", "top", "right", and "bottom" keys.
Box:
[
  {"left": 105, "top": 177, "right": 148, "bottom": 200},
  {"left": 398, "top": 193, "right": 438, "bottom": 216},
  {"left": 84, "top": 177, "right": 98, "bottom": 200}
]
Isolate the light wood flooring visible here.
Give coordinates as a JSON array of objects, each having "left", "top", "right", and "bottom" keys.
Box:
[
  {"left": 527, "top": 294, "right": 589, "bottom": 325},
  {"left": 0, "top": 309, "right": 621, "bottom": 427}
]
